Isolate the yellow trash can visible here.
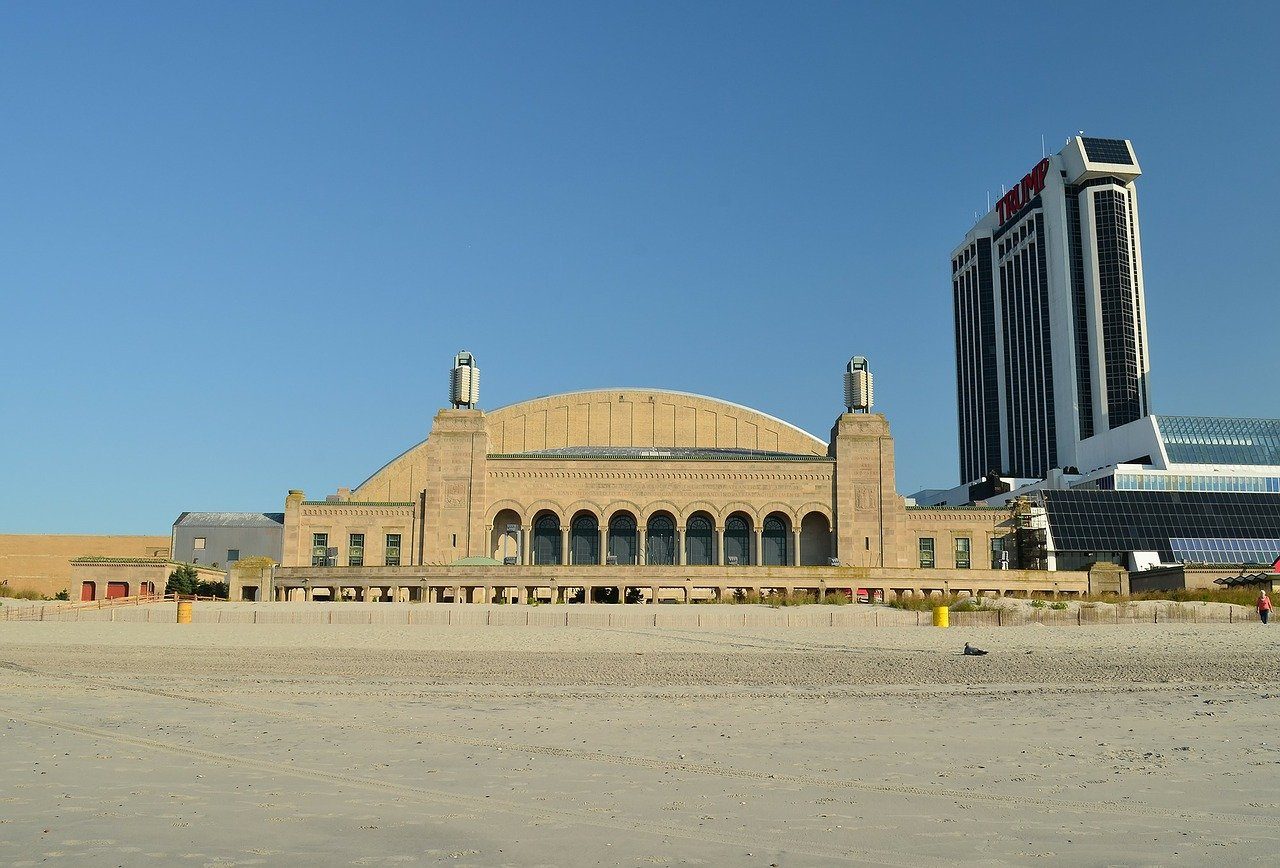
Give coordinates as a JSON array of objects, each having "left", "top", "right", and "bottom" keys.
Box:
[
  {"left": 933, "top": 605, "right": 949, "bottom": 628},
  {"left": 177, "top": 600, "right": 193, "bottom": 624}
]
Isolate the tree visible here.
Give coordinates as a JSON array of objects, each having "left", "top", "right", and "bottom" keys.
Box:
[
  {"left": 166, "top": 564, "right": 199, "bottom": 595},
  {"left": 195, "top": 579, "right": 229, "bottom": 598}
]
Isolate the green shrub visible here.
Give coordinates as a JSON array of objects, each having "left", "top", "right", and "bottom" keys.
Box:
[
  {"left": 54, "top": 589, "right": 70, "bottom": 601},
  {"left": 0, "top": 582, "right": 46, "bottom": 601},
  {"left": 1049, "top": 601, "right": 1069, "bottom": 610},
  {"left": 887, "top": 593, "right": 975, "bottom": 612}
]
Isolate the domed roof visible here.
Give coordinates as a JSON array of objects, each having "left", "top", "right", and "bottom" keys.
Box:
[{"left": 351, "top": 388, "right": 827, "bottom": 501}]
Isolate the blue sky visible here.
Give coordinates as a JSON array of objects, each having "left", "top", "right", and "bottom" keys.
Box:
[{"left": 2, "top": 1, "right": 1277, "bottom": 533}]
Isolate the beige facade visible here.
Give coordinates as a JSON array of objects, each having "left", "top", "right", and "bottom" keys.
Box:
[
  {"left": 68, "top": 557, "right": 224, "bottom": 602},
  {"left": 273, "top": 390, "right": 1064, "bottom": 599},
  {"left": 0, "top": 534, "right": 170, "bottom": 598}
]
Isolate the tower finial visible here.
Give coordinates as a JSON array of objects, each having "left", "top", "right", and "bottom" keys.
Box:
[
  {"left": 450, "top": 351, "right": 480, "bottom": 409},
  {"left": 844, "top": 356, "right": 873, "bottom": 413}
]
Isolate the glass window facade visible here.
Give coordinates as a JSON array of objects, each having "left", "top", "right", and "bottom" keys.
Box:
[
  {"left": 1170, "top": 537, "right": 1280, "bottom": 566},
  {"left": 1113, "top": 472, "right": 1280, "bottom": 493},
  {"left": 1093, "top": 188, "right": 1144, "bottom": 428},
  {"left": 1064, "top": 185, "right": 1094, "bottom": 441},
  {"left": 953, "top": 237, "right": 1002, "bottom": 484},
  {"left": 954, "top": 537, "right": 971, "bottom": 569},
  {"left": 384, "top": 533, "right": 401, "bottom": 567},
  {"left": 996, "top": 212, "right": 1058, "bottom": 478},
  {"left": 311, "top": 533, "right": 328, "bottom": 567},
  {"left": 1156, "top": 416, "right": 1280, "bottom": 466},
  {"left": 1041, "top": 490, "right": 1280, "bottom": 563},
  {"left": 918, "top": 537, "right": 935, "bottom": 568}
]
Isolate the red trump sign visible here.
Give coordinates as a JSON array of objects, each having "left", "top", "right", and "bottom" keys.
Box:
[{"left": 996, "top": 157, "right": 1051, "bottom": 226}]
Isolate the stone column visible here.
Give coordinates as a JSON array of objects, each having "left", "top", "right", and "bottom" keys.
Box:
[
  {"left": 520, "top": 525, "right": 531, "bottom": 565},
  {"left": 305, "top": 586, "right": 315, "bottom": 602},
  {"left": 678, "top": 528, "right": 687, "bottom": 566},
  {"left": 650, "top": 584, "right": 659, "bottom": 604},
  {"left": 561, "top": 527, "right": 571, "bottom": 565},
  {"left": 716, "top": 527, "right": 726, "bottom": 566},
  {"left": 792, "top": 529, "right": 802, "bottom": 566},
  {"left": 753, "top": 528, "right": 763, "bottom": 567},
  {"left": 599, "top": 526, "right": 608, "bottom": 565},
  {"left": 637, "top": 527, "right": 647, "bottom": 566}
]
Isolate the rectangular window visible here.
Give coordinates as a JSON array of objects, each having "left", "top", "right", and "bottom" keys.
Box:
[
  {"left": 385, "top": 533, "right": 402, "bottom": 567},
  {"left": 348, "top": 533, "right": 365, "bottom": 567},
  {"left": 992, "top": 537, "right": 1008, "bottom": 569},
  {"left": 193, "top": 537, "right": 206, "bottom": 550},
  {"left": 954, "top": 538, "right": 971, "bottom": 569},
  {"left": 312, "top": 533, "right": 329, "bottom": 567},
  {"left": 918, "top": 537, "right": 935, "bottom": 569},
  {"left": 227, "top": 549, "right": 240, "bottom": 563}
]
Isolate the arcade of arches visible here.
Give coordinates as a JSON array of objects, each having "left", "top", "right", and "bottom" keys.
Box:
[{"left": 492, "top": 506, "right": 833, "bottom": 567}]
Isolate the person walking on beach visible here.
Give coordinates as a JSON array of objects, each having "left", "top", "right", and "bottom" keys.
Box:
[{"left": 1258, "top": 590, "right": 1272, "bottom": 625}]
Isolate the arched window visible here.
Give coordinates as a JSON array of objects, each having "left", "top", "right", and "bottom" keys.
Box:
[
  {"left": 608, "top": 514, "right": 637, "bottom": 565},
  {"left": 724, "top": 515, "right": 751, "bottom": 566},
  {"left": 533, "top": 514, "right": 562, "bottom": 565},
  {"left": 686, "top": 514, "right": 714, "bottom": 566},
  {"left": 763, "top": 516, "right": 788, "bottom": 566},
  {"left": 646, "top": 514, "right": 675, "bottom": 565},
  {"left": 571, "top": 514, "right": 599, "bottom": 565}
]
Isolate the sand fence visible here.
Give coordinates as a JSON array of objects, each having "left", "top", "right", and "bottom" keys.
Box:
[{"left": 2, "top": 598, "right": 1260, "bottom": 627}]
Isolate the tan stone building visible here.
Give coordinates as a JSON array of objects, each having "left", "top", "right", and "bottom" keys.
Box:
[
  {"left": 264, "top": 388, "right": 1087, "bottom": 602},
  {"left": 69, "top": 557, "right": 226, "bottom": 602},
  {"left": 0, "top": 534, "right": 170, "bottom": 598}
]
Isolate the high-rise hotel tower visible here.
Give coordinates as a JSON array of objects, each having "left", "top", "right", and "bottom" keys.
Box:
[{"left": 951, "top": 136, "right": 1151, "bottom": 484}]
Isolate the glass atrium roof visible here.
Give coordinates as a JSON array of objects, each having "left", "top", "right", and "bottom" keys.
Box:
[{"left": 1156, "top": 416, "right": 1280, "bottom": 467}]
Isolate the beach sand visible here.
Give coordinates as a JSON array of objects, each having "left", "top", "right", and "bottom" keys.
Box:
[{"left": 3, "top": 616, "right": 1280, "bottom": 865}]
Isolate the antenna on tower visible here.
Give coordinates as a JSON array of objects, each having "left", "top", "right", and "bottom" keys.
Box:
[
  {"left": 1041, "top": 134, "right": 1045, "bottom": 158},
  {"left": 844, "top": 357, "right": 873, "bottom": 414},
  {"left": 450, "top": 351, "right": 480, "bottom": 409}
]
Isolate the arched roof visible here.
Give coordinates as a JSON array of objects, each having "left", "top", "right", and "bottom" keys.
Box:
[
  {"left": 352, "top": 389, "right": 827, "bottom": 500},
  {"left": 486, "top": 389, "right": 826, "bottom": 455}
]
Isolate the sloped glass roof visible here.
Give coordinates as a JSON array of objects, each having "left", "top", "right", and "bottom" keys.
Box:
[{"left": 1156, "top": 416, "right": 1280, "bottom": 466}]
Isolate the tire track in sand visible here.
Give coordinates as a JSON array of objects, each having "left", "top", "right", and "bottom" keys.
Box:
[
  {"left": 1, "top": 708, "right": 932, "bottom": 867},
  {"left": 5, "top": 669, "right": 1268, "bottom": 828}
]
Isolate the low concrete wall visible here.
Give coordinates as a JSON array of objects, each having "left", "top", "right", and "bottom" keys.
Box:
[{"left": 271, "top": 563, "right": 1091, "bottom": 600}]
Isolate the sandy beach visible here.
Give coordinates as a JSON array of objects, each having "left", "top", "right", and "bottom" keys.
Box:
[{"left": 3, "top": 616, "right": 1280, "bottom": 865}]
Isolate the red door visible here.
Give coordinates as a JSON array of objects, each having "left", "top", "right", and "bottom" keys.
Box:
[
  {"left": 106, "top": 582, "right": 128, "bottom": 599},
  {"left": 81, "top": 581, "right": 96, "bottom": 601}
]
